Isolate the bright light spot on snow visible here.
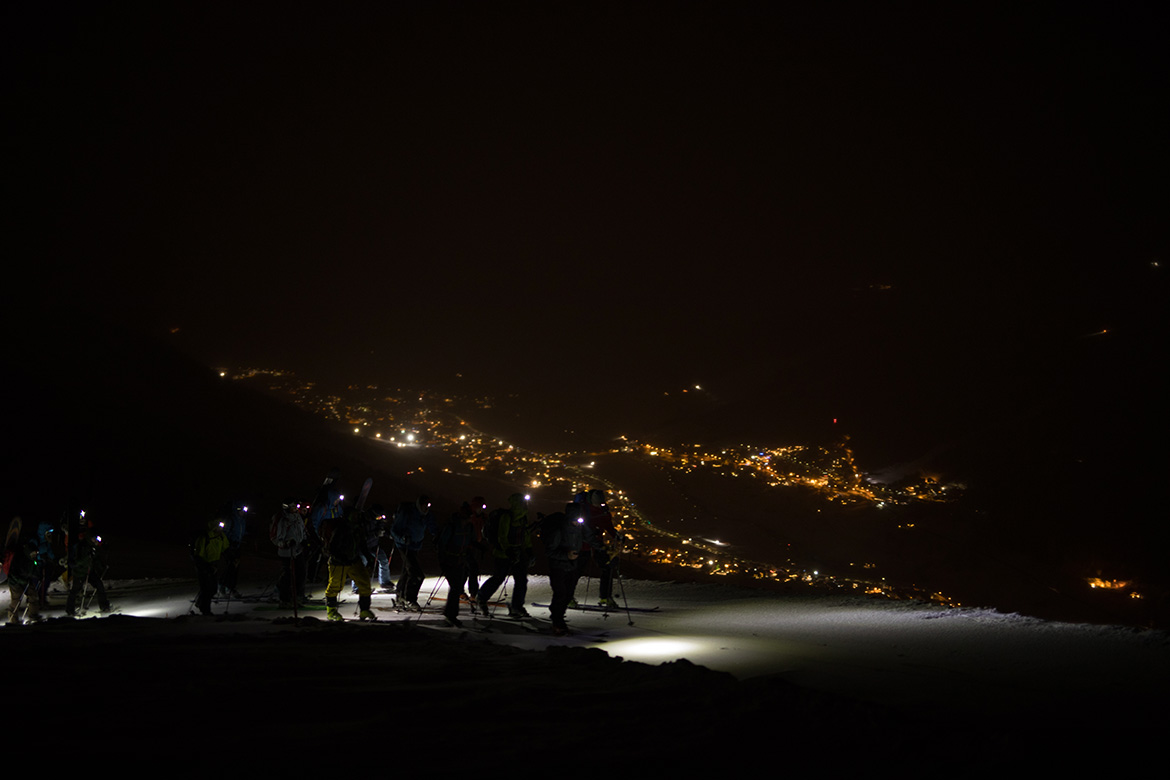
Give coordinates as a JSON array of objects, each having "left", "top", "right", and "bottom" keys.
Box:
[{"left": 601, "top": 637, "right": 713, "bottom": 663}]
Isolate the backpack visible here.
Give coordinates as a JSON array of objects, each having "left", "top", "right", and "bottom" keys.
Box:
[
  {"left": 324, "top": 513, "right": 362, "bottom": 564},
  {"left": 534, "top": 511, "right": 564, "bottom": 548},
  {"left": 482, "top": 508, "right": 507, "bottom": 550},
  {"left": 187, "top": 525, "right": 205, "bottom": 562}
]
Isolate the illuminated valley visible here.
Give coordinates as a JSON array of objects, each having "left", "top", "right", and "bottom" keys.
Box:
[{"left": 231, "top": 368, "right": 977, "bottom": 607}]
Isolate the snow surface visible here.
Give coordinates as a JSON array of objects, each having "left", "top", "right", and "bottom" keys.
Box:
[{"left": 8, "top": 560, "right": 1167, "bottom": 771}]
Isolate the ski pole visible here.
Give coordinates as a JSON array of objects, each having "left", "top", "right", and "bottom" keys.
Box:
[
  {"left": 499, "top": 573, "right": 512, "bottom": 616},
  {"left": 258, "top": 569, "right": 282, "bottom": 602},
  {"left": 223, "top": 564, "right": 232, "bottom": 615},
  {"left": 80, "top": 569, "right": 94, "bottom": 614},
  {"left": 415, "top": 576, "right": 444, "bottom": 623},
  {"left": 290, "top": 552, "right": 299, "bottom": 619},
  {"left": 421, "top": 573, "right": 444, "bottom": 611},
  {"left": 580, "top": 552, "right": 594, "bottom": 605},
  {"left": 482, "top": 574, "right": 509, "bottom": 621},
  {"left": 614, "top": 563, "right": 634, "bottom": 626},
  {"left": 9, "top": 580, "right": 32, "bottom": 624},
  {"left": 382, "top": 545, "right": 395, "bottom": 593}
]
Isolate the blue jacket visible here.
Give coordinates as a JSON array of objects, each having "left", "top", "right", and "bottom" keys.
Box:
[{"left": 391, "top": 501, "right": 437, "bottom": 551}]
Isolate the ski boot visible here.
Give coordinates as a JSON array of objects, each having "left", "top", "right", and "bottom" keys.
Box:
[
  {"left": 326, "top": 606, "right": 344, "bottom": 621},
  {"left": 359, "top": 610, "right": 377, "bottom": 621}
]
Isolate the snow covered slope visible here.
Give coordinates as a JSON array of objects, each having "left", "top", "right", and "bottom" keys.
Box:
[{"left": 8, "top": 571, "right": 1166, "bottom": 769}]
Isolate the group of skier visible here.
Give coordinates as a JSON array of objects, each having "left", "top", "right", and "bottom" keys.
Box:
[
  {"left": 2, "top": 480, "right": 624, "bottom": 633},
  {"left": 395, "top": 487, "right": 625, "bottom": 634},
  {"left": 192, "top": 475, "right": 625, "bottom": 636},
  {"left": 404, "top": 486, "right": 624, "bottom": 634},
  {"left": 3, "top": 510, "right": 112, "bottom": 625}
]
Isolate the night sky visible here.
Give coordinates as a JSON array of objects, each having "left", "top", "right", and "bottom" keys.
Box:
[{"left": 7, "top": 2, "right": 1167, "bottom": 453}]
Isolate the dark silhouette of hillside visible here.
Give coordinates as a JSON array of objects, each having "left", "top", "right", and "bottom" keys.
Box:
[{"left": 4, "top": 313, "right": 418, "bottom": 545}]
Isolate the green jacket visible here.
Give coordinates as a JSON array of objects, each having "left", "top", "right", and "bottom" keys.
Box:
[
  {"left": 493, "top": 494, "right": 533, "bottom": 560},
  {"left": 194, "top": 524, "right": 230, "bottom": 564}
]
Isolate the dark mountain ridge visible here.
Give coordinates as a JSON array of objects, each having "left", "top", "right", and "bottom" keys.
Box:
[{"left": 4, "top": 314, "right": 422, "bottom": 544}]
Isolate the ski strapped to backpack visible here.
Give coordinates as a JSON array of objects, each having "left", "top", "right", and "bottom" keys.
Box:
[{"left": 2, "top": 516, "right": 22, "bottom": 581}]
